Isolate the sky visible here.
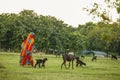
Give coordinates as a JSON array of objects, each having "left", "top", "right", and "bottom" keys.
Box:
[{"left": 0, "top": 0, "right": 118, "bottom": 27}]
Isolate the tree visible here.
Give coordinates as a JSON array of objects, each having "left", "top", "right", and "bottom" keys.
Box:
[{"left": 84, "top": 0, "right": 120, "bottom": 23}]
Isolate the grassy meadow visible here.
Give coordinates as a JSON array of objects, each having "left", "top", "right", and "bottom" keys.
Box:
[{"left": 0, "top": 52, "right": 120, "bottom": 80}]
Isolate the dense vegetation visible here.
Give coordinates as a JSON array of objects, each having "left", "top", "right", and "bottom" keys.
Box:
[{"left": 0, "top": 9, "right": 120, "bottom": 55}]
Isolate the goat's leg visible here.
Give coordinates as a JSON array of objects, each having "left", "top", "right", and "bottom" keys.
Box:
[
  {"left": 80, "top": 63, "right": 82, "bottom": 66},
  {"left": 61, "top": 61, "right": 65, "bottom": 69},
  {"left": 42, "top": 62, "right": 45, "bottom": 68},
  {"left": 68, "top": 62, "right": 70, "bottom": 69},
  {"left": 76, "top": 63, "right": 78, "bottom": 67},
  {"left": 61, "top": 61, "right": 66, "bottom": 69},
  {"left": 64, "top": 62, "right": 67, "bottom": 69},
  {"left": 61, "top": 62, "right": 64, "bottom": 69},
  {"left": 34, "top": 62, "right": 38, "bottom": 68},
  {"left": 38, "top": 63, "right": 41, "bottom": 68}
]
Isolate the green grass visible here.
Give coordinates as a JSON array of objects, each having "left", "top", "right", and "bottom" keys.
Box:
[{"left": 0, "top": 52, "right": 120, "bottom": 80}]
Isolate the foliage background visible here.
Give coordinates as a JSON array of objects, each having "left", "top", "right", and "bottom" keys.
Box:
[{"left": 0, "top": 9, "right": 120, "bottom": 55}]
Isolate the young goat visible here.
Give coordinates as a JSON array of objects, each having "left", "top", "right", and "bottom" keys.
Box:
[
  {"left": 76, "top": 57, "right": 86, "bottom": 67},
  {"left": 111, "top": 55, "right": 117, "bottom": 60},
  {"left": 34, "top": 58, "right": 48, "bottom": 68},
  {"left": 92, "top": 56, "right": 97, "bottom": 61}
]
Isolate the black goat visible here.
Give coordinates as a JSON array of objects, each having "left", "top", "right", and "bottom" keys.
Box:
[
  {"left": 34, "top": 58, "right": 48, "bottom": 68},
  {"left": 111, "top": 55, "right": 117, "bottom": 60},
  {"left": 92, "top": 56, "right": 97, "bottom": 61},
  {"left": 61, "top": 53, "right": 76, "bottom": 69},
  {"left": 76, "top": 57, "right": 86, "bottom": 67}
]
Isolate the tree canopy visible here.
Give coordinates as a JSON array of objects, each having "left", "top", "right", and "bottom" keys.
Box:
[{"left": 0, "top": 9, "right": 120, "bottom": 55}]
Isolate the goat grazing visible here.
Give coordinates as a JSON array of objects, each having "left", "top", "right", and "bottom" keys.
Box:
[
  {"left": 92, "top": 56, "right": 97, "bottom": 61},
  {"left": 34, "top": 58, "right": 48, "bottom": 68},
  {"left": 111, "top": 55, "right": 117, "bottom": 60},
  {"left": 61, "top": 53, "right": 76, "bottom": 69},
  {"left": 76, "top": 57, "right": 86, "bottom": 67}
]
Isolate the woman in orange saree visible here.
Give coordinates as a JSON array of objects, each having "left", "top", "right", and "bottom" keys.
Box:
[{"left": 20, "top": 32, "right": 35, "bottom": 67}]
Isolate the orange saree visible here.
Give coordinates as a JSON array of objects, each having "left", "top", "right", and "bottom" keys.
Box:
[{"left": 20, "top": 32, "right": 35, "bottom": 67}]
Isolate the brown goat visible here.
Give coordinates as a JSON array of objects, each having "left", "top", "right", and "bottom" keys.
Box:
[{"left": 61, "top": 53, "right": 76, "bottom": 69}]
